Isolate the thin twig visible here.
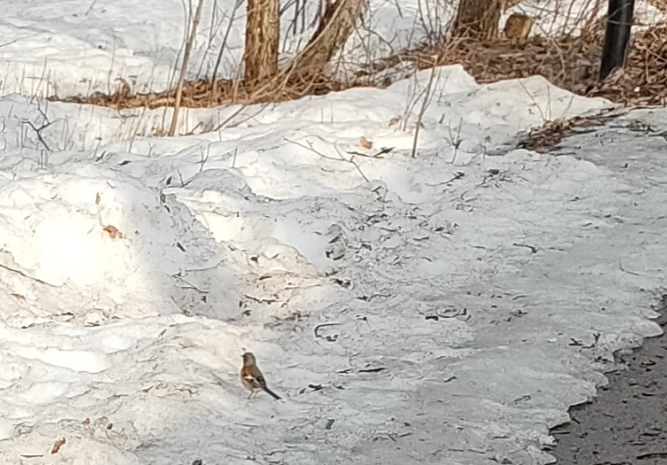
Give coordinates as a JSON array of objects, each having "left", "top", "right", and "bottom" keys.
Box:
[
  {"left": 210, "top": 0, "right": 243, "bottom": 103},
  {"left": 314, "top": 322, "right": 340, "bottom": 338},
  {"left": 333, "top": 143, "right": 369, "bottom": 182},
  {"left": 0, "top": 262, "right": 55, "bottom": 286},
  {"left": 284, "top": 136, "right": 369, "bottom": 182},
  {"left": 169, "top": 0, "right": 205, "bottom": 137},
  {"left": 22, "top": 106, "right": 55, "bottom": 152},
  {"left": 448, "top": 117, "right": 463, "bottom": 164},
  {"left": 346, "top": 147, "right": 394, "bottom": 158},
  {"left": 178, "top": 145, "right": 210, "bottom": 187},
  {"left": 411, "top": 56, "right": 438, "bottom": 158},
  {"left": 212, "top": 103, "right": 270, "bottom": 131}
]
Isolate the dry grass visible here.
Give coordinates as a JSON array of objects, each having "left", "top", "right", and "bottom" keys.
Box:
[
  {"left": 403, "top": 23, "right": 667, "bottom": 107},
  {"left": 517, "top": 108, "right": 622, "bottom": 153},
  {"left": 411, "top": 34, "right": 601, "bottom": 93},
  {"left": 53, "top": 14, "right": 667, "bottom": 122},
  {"left": 54, "top": 73, "right": 370, "bottom": 110}
]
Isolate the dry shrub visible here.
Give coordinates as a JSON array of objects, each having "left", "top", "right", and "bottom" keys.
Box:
[
  {"left": 413, "top": 33, "right": 602, "bottom": 94},
  {"left": 592, "top": 24, "right": 667, "bottom": 105},
  {"left": 52, "top": 10, "right": 667, "bottom": 112},
  {"left": 409, "top": 23, "right": 667, "bottom": 107}
]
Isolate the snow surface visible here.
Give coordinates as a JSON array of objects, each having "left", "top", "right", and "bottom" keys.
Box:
[
  {"left": 1, "top": 2, "right": 667, "bottom": 465},
  {"left": 0, "top": 63, "right": 665, "bottom": 464}
]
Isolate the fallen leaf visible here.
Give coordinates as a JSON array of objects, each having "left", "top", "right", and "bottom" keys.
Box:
[
  {"left": 10, "top": 293, "right": 26, "bottom": 301},
  {"left": 95, "top": 192, "right": 101, "bottom": 205},
  {"left": 103, "top": 225, "right": 122, "bottom": 239},
  {"left": 82, "top": 417, "right": 90, "bottom": 425},
  {"left": 51, "top": 438, "right": 66, "bottom": 454},
  {"left": 360, "top": 137, "right": 373, "bottom": 149}
]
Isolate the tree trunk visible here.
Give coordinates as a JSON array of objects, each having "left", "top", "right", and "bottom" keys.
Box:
[
  {"left": 287, "top": 0, "right": 368, "bottom": 78},
  {"left": 451, "top": 0, "right": 501, "bottom": 40},
  {"left": 244, "top": 0, "right": 280, "bottom": 83}
]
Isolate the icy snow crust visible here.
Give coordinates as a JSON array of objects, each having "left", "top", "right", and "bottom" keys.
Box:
[{"left": 0, "top": 64, "right": 664, "bottom": 465}]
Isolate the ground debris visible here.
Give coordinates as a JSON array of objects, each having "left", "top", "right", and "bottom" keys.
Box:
[{"left": 517, "top": 108, "right": 624, "bottom": 153}]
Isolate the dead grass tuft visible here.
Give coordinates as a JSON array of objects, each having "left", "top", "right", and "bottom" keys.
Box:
[
  {"left": 404, "top": 24, "right": 667, "bottom": 107},
  {"left": 517, "top": 108, "right": 621, "bottom": 152},
  {"left": 54, "top": 73, "right": 370, "bottom": 110}
]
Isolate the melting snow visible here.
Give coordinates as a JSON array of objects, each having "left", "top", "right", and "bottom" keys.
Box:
[{"left": 0, "top": 1, "right": 665, "bottom": 465}]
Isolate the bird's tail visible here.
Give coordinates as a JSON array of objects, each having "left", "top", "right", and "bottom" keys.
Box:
[{"left": 263, "top": 386, "right": 282, "bottom": 400}]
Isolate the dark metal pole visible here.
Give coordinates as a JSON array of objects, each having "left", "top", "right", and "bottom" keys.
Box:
[{"left": 599, "top": 0, "right": 635, "bottom": 80}]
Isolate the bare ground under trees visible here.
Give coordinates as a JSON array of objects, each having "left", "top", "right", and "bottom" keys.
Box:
[{"left": 55, "top": 2, "right": 667, "bottom": 112}]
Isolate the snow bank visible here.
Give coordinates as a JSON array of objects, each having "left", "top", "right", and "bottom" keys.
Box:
[
  {"left": 0, "top": 60, "right": 665, "bottom": 465},
  {"left": 0, "top": 164, "right": 243, "bottom": 324}
]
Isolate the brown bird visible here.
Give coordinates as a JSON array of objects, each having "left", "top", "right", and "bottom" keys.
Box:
[{"left": 240, "top": 352, "right": 281, "bottom": 400}]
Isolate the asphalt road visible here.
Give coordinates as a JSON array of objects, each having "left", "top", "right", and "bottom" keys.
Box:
[{"left": 548, "top": 295, "right": 667, "bottom": 465}]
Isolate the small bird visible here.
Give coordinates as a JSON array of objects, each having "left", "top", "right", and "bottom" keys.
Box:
[{"left": 240, "top": 352, "right": 281, "bottom": 400}]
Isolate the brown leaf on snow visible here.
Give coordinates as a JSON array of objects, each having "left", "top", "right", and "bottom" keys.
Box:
[
  {"left": 359, "top": 137, "right": 373, "bottom": 149},
  {"left": 10, "top": 293, "right": 26, "bottom": 301},
  {"left": 95, "top": 192, "right": 101, "bottom": 205},
  {"left": 82, "top": 417, "right": 90, "bottom": 425},
  {"left": 103, "top": 225, "right": 123, "bottom": 239},
  {"left": 51, "top": 438, "right": 66, "bottom": 454}
]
